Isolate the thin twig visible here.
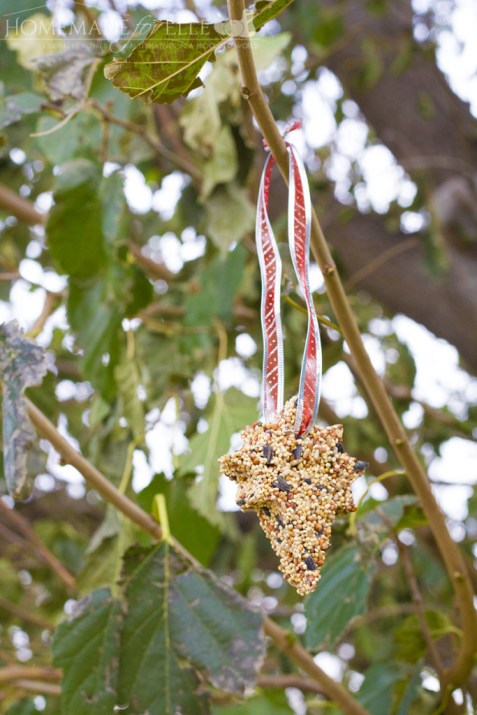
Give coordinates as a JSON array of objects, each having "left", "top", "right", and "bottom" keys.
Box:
[
  {"left": 26, "top": 400, "right": 163, "bottom": 541},
  {"left": 0, "top": 596, "right": 54, "bottom": 630},
  {"left": 28, "top": 291, "right": 60, "bottom": 338},
  {"left": 345, "top": 237, "right": 418, "bottom": 290},
  {"left": 153, "top": 104, "right": 199, "bottom": 178},
  {"left": 127, "top": 240, "right": 173, "bottom": 281},
  {"left": 0, "top": 666, "right": 60, "bottom": 685},
  {"left": 87, "top": 99, "right": 202, "bottom": 182},
  {"left": 399, "top": 540, "right": 445, "bottom": 673},
  {"left": 378, "top": 508, "right": 444, "bottom": 674},
  {"left": 0, "top": 183, "right": 45, "bottom": 225},
  {"left": 0, "top": 500, "right": 75, "bottom": 591},
  {"left": 12, "top": 680, "right": 61, "bottom": 696},
  {"left": 257, "top": 673, "right": 324, "bottom": 694},
  {"left": 226, "top": 0, "right": 476, "bottom": 687},
  {"left": 0, "top": 271, "right": 21, "bottom": 281},
  {"left": 263, "top": 618, "right": 369, "bottom": 715}
]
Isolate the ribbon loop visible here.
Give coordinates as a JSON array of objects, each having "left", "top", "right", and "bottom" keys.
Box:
[
  {"left": 255, "top": 126, "right": 322, "bottom": 435},
  {"left": 287, "top": 142, "right": 322, "bottom": 435},
  {"left": 256, "top": 153, "right": 284, "bottom": 422}
]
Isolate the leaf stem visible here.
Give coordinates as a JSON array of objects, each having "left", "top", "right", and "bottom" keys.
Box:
[
  {"left": 26, "top": 399, "right": 163, "bottom": 542},
  {"left": 226, "top": 0, "right": 476, "bottom": 687},
  {"left": 153, "top": 494, "right": 172, "bottom": 543},
  {"left": 87, "top": 99, "right": 203, "bottom": 182}
]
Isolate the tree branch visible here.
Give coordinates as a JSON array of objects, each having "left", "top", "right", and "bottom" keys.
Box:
[
  {"left": 378, "top": 508, "right": 444, "bottom": 674},
  {"left": 263, "top": 618, "right": 369, "bottom": 715},
  {"left": 398, "top": 539, "right": 445, "bottom": 673},
  {"left": 0, "top": 499, "right": 75, "bottom": 591},
  {"left": 257, "top": 673, "right": 323, "bottom": 694},
  {"left": 127, "top": 240, "right": 173, "bottom": 282},
  {"left": 26, "top": 399, "right": 163, "bottom": 542},
  {"left": 28, "top": 291, "right": 61, "bottom": 338},
  {"left": 0, "top": 184, "right": 45, "bottom": 225},
  {"left": 87, "top": 99, "right": 202, "bottom": 182},
  {"left": 12, "top": 680, "right": 61, "bottom": 697},
  {"left": 0, "top": 666, "right": 60, "bottom": 685},
  {"left": 26, "top": 397, "right": 369, "bottom": 715},
  {"left": 226, "top": 0, "right": 476, "bottom": 688},
  {"left": 0, "top": 596, "right": 54, "bottom": 630}
]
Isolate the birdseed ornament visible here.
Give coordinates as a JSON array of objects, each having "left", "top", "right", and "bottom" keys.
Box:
[{"left": 218, "top": 123, "right": 367, "bottom": 595}]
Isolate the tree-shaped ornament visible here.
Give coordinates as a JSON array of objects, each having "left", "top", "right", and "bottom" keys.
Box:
[{"left": 219, "top": 124, "right": 367, "bottom": 595}]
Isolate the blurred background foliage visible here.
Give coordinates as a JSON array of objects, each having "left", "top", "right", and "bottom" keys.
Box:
[{"left": 0, "top": 0, "right": 476, "bottom": 713}]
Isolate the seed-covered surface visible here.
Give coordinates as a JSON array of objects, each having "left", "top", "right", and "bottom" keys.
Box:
[{"left": 219, "top": 398, "right": 366, "bottom": 595}]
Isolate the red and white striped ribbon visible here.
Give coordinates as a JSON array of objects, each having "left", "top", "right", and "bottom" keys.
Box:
[
  {"left": 256, "top": 122, "right": 322, "bottom": 435},
  {"left": 256, "top": 152, "right": 284, "bottom": 423}
]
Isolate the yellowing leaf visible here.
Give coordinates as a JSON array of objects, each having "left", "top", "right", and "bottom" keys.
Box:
[
  {"left": 104, "top": 22, "right": 225, "bottom": 104},
  {"left": 6, "top": 13, "right": 65, "bottom": 70},
  {"left": 104, "top": 0, "right": 294, "bottom": 104}
]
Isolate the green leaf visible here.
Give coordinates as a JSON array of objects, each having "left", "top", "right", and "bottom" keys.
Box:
[
  {"left": 115, "top": 357, "right": 145, "bottom": 439},
  {"left": 357, "top": 495, "right": 419, "bottom": 543},
  {"left": 252, "top": 33, "right": 292, "bottom": 71},
  {"left": 138, "top": 474, "right": 220, "bottom": 565},
  {"left": 104, "top": 22, "right": 224, "bottom": 104},
  {"left": 54, "top": 544, "right": 264, "bottom": 714},
  {"left": 77, "top": 508, "right": 136, "bottom": 594},
  {"left": 305, "top": 545, "right": 375, "bottom": 649},
  {"left": 4, "top": 700, "right": 37, "bottom": 715},
  {"left": 184, "top": 245, "right": 246, "bottom": 326},
  {"left": 52, "top": 588, "right": 122, "bottom": 715},
  {"left": 67, "top": 276, "right": 122, "bottom": 397},
  {"left": 0, "top": 321, "right": 48, "bottom": 498},
  {"left": 312, "top": 9, "right": 344, "bottom": 49},
  {"left": 253, "top": 0, "right": 294, "bottom": 30},
  {"left": 205, "top": 183, "right": 255, "bottom": 252},
  {"left": 184, "top": 244, "right": 246, "bottom": 326},
  {"left": 35, "top": 112, "right": 102, "bottom": 165},
  {"left": 0, "top": 92, "right": 43, "bottom": 129},
  {"left": 100, "top": 170, "right": 126, "bottom": 244},
  {"left": 181, "top": 388, "right": 257, "bottom": 526},
  {"left": 357, "top": 663, "right": 401, "bottom": 715},
  {"left": 104, "top": 1, "right": 293, "bottom": 105},
  {"left": 46, "top": 160, "right": 106, "bottom": 278},
  {"left": 179, "top": 55, "right": 238, "bottom": 156},
  {"left": 201, "top": 124, "right": 238, "bottom": 199},
  {"left": 394, "top": 611, "right": 454, "bottom": 664},
  {"left": 119, "top": 543, "right": 264, "bottom": 708},
  {"left": 395, "top": 663, "right": 423, "bottom": 715}
]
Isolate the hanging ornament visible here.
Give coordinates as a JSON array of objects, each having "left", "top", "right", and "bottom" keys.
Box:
[{"left": 219, "top": 123, "right": 367, "bottom": 595}]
